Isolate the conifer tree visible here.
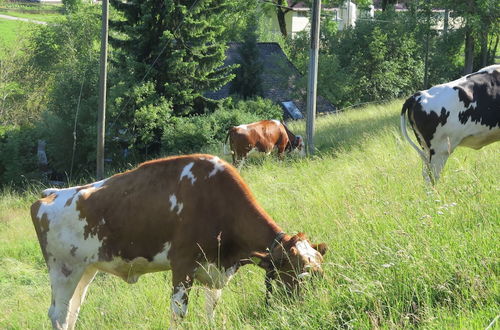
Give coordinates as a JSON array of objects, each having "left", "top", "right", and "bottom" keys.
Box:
[
  {"left": 230, "top": 15, "right": 263, "bottom": 99},
  {"left": 109, "top": 0, "right": 237, "bottom": 115}
]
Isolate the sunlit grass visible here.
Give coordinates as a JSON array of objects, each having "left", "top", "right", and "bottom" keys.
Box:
[
  {"left": 0, "top": 18, "right": 30, "bottom": 55},
  {"left": 1, "top": 100, "right": 498, "bottom": 328}
]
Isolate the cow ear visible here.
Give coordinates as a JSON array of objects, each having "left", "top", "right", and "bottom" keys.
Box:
[
  {"left": 250, "top": 252, "right": 273, "bottom": 271},
  {"left": 312, "top": 243, "right": 328, "bottom": 256}
]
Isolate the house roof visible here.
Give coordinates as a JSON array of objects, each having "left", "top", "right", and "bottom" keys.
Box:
[{"left": 205, "top": 42, "right": 336, "bottom": 118}]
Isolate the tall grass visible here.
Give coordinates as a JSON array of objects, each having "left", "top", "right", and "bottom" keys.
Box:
[{"left": 1, "top": 100, "right": 498, "bottom": 328}]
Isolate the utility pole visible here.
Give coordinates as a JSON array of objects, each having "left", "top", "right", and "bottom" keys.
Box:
[
  {"left": 306, "top": 0, "right": 321, "bottom": 156},
  {"left": 423, "top": 0, "right": 430, "bottom": 89},
  {"left": 97, "top": 0, "right": 109, "bottom": 180}
]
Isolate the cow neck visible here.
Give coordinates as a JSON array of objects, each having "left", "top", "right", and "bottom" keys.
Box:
[
  {"left": 282, "top": 122, "right": 296, "bottom": 142},
  {"left": 238, "top": 207, "right": 287, "bottom": 254}
]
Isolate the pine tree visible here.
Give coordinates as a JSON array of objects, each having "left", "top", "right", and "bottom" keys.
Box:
[
  {"left": 230, "top": 15, "right": 263, "bottom": 99},
  {"left": 109, "top": 0, "right": 237, "bottom": 115}
]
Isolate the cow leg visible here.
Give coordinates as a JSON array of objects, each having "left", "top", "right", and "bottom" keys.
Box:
[
  {"left": 48, "top": 264, "right": 91, "bottom": 330},
  {"left": 234, "top": 153, "right": 246, "bottom": 169},
  {"left": 170, "top": 271, "right": 194, "bottom": 323},
  {"left": 66, "top": 267, "right": 98, "bottom": 330},
  {"left": 428, "top": 149, "right": 451, "bottom": 184},
  {"left": 204, "top": 288, "right": 222, "bottom": 321},
  {"left": 277, "top": 145, "right": 286, "bottom": 160}
]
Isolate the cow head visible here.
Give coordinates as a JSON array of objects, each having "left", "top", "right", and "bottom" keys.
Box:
[
  {"left": 252, "top": 233, "right": 327, "bottom": 293},
  {"left": 291, "top": 136, "right": 306, "bottom": 157}
]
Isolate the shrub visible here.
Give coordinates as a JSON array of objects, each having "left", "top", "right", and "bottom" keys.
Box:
[
  {"left": 0, "top": 125, "right": 43, "bottom": 187},
  {"left": 161, "top": 115, "right": 216, "bottom": 155},
  {"left": 160, "top": 97, "right": 283, "bottom": 155}
]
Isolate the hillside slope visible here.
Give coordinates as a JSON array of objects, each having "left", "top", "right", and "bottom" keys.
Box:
[{"left": 1, "top": 100, "right": 498, "bottom": 328}]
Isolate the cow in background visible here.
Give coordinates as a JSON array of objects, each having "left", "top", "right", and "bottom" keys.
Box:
[
  {"left": 31, "top": 154, "right": 326, "bottom": 329},
  {"left": 225, "top": 120, "right": 305, "bottom": 167},
  {"left": 401, "top": 65, "right": 500, "bottom": 184}
]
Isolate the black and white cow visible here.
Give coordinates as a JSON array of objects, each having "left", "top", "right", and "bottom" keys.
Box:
[{"left": 401, "top": 65, "right": 500, "bottom": 183}]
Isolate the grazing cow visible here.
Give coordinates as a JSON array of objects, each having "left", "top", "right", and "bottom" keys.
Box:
[
  {"left": 31, "top": 154, "right": 327, "bottom": 329},
  {"left": 401, "top": 65, "right": 500, "bottom": 183},
  {"left": 225, "top": 120, "right": 305, "bottom": 166}
]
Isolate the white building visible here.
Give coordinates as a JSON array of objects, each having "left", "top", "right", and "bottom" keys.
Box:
[{"left": 261, "top": 1, "right": 374, "bottom": 38}]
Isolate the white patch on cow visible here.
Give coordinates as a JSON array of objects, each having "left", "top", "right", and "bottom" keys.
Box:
[
  {"left": 271, "top": 119, "right": 281, "bottom": 126},
  {"left": 179, "top": 162, "right": 197, "bottom": 185},
  {"left": 295, "top": 240, "right": 321, "bottom": 268},
  {"left": 207, "top": 156, "right": 225, "bottom": 178},
  {"left": 236, "top": 124, "right": 248, "bottom": 130},
  {"left": 92, "top": 178, "right": 108, "bottom": 189},
  {"left": 169, "top": 194, "right": 184, "bottom": 215},
  {"left": 176, "top": 203, "right": 183, "bottom": 215},
  {"left": 152, "top": 242, "right": 172, "bottom": 265},
  {"left": 38, "top": 186, "right": 105, "bottom": 273},
  {"left": 171, "top": 285, "right": 188, "bottom": 318},
  {"left": 418, "top": 86, "right": 468, "bottom": 116},
  {"left": 195, "top": 263, "right": 237, "bottom": 289},
  {"left": 478, "top": 64, "right": 500, "bottom": 74},
  {"left": 169, "top": 194, "right": 177, "bottom": 211}
]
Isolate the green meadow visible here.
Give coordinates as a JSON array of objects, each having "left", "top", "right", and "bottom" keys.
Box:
[
  {"left": 0, "top": 2, "right": 62, "bottom": 22},
  {"left": 0, "top": 18, "right": 29, "bottom": 52},
  {"left": 1, "top": 100, "right": 498, "bottom": 328}
]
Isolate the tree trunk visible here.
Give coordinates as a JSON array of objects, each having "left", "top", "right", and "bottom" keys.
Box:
[
  {"left": 488, "top": 35, "right": 499, "bottom": 64},
  {"left": 464, "top": 25, "right": 474, "bottom": 74},
  {"left": 443, "top": 8, "right": 449, "bottom": 35},
  {"left": 381, "top": 0, "right": 396, "bottom": 11},
  {"left": 479, "top": 27, "right": 489, "bottom": 67},
  {"left": 276, "top": 7, "right": 288, "bottom": 38}
]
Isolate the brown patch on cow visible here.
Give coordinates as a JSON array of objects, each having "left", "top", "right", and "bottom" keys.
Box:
[
  {"left": 43, "top": 193, "right": 57, "bottom": 204},
  {"left": 65, "top": 196, "right": 74, "bottom": 207},
  {"left": 61, "top": 264, "right": 72, "bottom": 277},
  {"left": 30, "top": 200, "right": 51, "bottom": 263},
  {"left": 75, "top": 184, "right": 95, "bottom": 192}
]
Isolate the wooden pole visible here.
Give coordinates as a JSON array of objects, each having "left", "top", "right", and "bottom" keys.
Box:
[
  {"left": 306, "top": 0, "right": 321, "bottom": 156},
  {"left": 97, "top": 0, "right": 108, "bottom": 180},
  {"left": 423, "top": 0, "right": 430, "bottom": 89}
]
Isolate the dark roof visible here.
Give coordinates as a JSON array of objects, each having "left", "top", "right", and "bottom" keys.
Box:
[{"left": 205, "top": 42, "right": 335, "bottom": 118}]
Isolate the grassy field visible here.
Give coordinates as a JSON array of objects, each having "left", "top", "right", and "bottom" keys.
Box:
[
  {"left": 1, "top": 100, "right": 498, "bottom": 329},
  {"left": 0, "top": 2, "right": 62, "bottom": 22},
  {"left": 0, "top": 18, "right": 30, "bottom": 52},
  {"left": 0, "top": 2, "right": 62, "bottom": 55}
]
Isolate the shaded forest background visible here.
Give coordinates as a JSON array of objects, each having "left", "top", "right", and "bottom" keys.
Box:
[{"left": 0, "top": 0, "right": 498, "bottom": 186}]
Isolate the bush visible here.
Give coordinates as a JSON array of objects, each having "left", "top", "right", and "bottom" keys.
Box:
[
  {"left": 0, "top": 125, "right": 43, "bottom": 187},
  {"left": 160, "top": 97, "right": 283, "bottom": 155},
  {"left": 161, "top": 115, "right": 216, "bottom": 155}
]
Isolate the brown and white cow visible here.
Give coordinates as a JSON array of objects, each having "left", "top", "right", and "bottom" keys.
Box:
[
  {"left": 225, "top": 120, "right": 305, "bottom": 166},
  {"left": 31, "top": 154, "right": 327, "bottom": 329},
  {"left": 401, "top": 65, "right": 500, "bottom": 184}
]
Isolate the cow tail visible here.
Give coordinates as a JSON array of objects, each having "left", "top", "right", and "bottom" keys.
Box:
[
  {"left": 223, "top": 129, "right": 232, "bottom": 155},
  {"left": 400, "top": 98, "right": 427, "bottom": 162}
]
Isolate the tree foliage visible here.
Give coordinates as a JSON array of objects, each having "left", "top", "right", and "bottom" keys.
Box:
[
  {"left": 109, "top": 0, "right": 238, "bottom": 116},
  {"left": 230, "top": 14, "right": 264, "bottom": 99}
]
